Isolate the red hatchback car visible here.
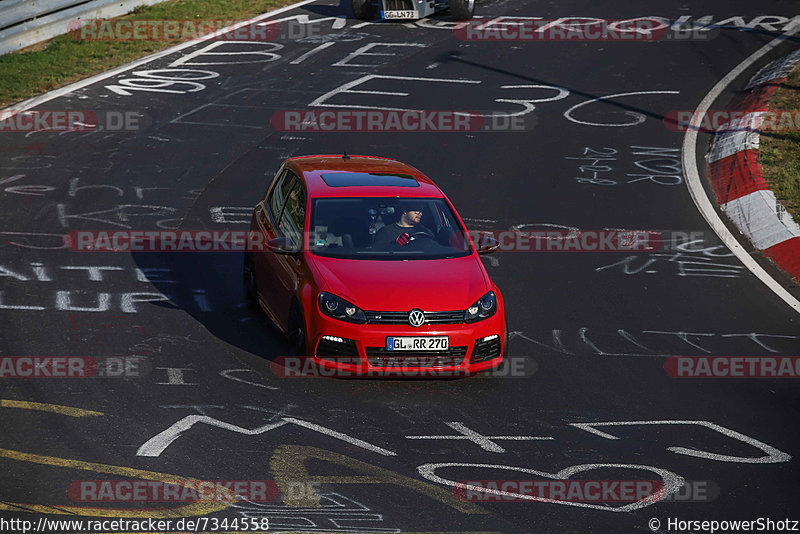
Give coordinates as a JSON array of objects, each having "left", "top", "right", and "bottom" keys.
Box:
[{"left": 243, "top": 154, "right": 506, "bottom": 376}]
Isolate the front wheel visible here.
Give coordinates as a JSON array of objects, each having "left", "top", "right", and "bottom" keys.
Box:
[
  {"left": 351, "top": 0, "right": 376, "bottom": 20},
  {"left": 449, "top": 0, "right": 474, "bottom": 20}
]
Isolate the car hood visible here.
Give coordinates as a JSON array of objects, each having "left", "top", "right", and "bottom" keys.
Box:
[{"left": 311, "top": 254, "right": 489, "bottom": 311}]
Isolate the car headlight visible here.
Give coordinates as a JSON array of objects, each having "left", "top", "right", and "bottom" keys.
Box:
[
  {"left": 465, "top": 291, "right": 497, "bottom": 323},
  {"left": 318, "top": 292, "right": 367, "bottom": 324}
]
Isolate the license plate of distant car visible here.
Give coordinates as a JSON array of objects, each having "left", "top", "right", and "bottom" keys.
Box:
[
  {"left": 387, "top": 336, "right": 449, "bottom": 351},
  {"left": 383, "top": 10, "right": 417, "bottom": 18}
]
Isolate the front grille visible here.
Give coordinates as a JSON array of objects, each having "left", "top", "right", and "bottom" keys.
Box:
[
  {"left": 384, "top": 0, "right": 413, "bottom": 10},
  {"left": 316, "top": 337, "right": 360, "bottom": 365},
  {"left": 365, "top": 346, "right": 467, "bottom": 368},
  {"left": 364, "top": 310, "right": 465, "bottom": 325},
  {"left": 470, "top": 336, "right": 502, "bottom": 363}
]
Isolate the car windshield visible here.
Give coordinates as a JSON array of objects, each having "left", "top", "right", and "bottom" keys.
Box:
[{"left": 309, "top": 197, "right": 472, "bottom": 260}]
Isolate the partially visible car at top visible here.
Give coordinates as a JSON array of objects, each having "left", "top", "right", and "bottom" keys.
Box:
[{"left": 243, "top": 154, "right": 505, "bottom": 376}]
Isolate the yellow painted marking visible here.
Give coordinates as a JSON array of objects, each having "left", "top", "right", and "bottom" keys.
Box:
[
  {"left": 0, "top": 448, "right": 231, "bottom": 518},
  {"left": 1, "top": 399, "right": 103, "bottom": 417},
  {"left": 270, "top": 445, "right": 484, "bottom": 513}
]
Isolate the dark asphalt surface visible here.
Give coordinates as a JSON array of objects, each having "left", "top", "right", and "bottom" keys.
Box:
[{"left": 1, "top": 0, "right": 800, "bottom": 532}]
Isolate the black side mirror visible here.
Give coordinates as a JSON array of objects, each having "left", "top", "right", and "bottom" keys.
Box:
[
  {"left": 469, "top": 231, "right": 499, "bottom": 255},
  {"left": 477, "top": 235, "right": 499, "bottom": 255},
  {"left": 266, "top": 237, "right": 299, "bottom": 255}
]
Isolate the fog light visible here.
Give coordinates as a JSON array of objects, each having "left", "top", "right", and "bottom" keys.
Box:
[{"left": 322, "top": 335, "right": 344, "bottom": 343}]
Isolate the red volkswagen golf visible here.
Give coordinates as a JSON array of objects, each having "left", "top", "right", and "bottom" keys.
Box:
[{"left": 243, "top": 154, "right": 506, "bottom": 376}]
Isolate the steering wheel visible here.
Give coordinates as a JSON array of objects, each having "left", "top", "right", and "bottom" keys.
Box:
[{"left": 409, "top": 230, "right": 435, "bottom": 240}]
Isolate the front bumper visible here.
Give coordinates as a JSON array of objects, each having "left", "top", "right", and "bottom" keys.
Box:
[{"left": 308, "top": 310, "right": 505, "bottom": 377}]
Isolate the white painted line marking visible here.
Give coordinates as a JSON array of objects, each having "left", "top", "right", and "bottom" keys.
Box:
[
  {"left": 617, "top": 329, "right": 655, "bottom": 353},
  {"left": 0, "top": 175, "right": 26, "bottom": 185},
  {"left": 418, "top": 462, "right": 684, "bottom": 512},
  {"left": 309, "top": 74, "right": 481, "bottom": 111},
  {"left": 290, "top": 41, "right": 336, "bottom": 64},
  {"left": 154, "top": 367, "right": 197, "bottom": 385},
  {"left": 682, "top": 28, "right": 800, "bottom": 315},
  {"left": 570, "top": 420, "right": 791, "bottom": 463},
  {"left": 220, "top": 368, "right": 280, "bottom": 390},
  {"left": 346, "top": 89, "right": 409, "bottom": 96},
  {"left": 282, "top": 417, "right": 396, "bottom": 456},
  {"left": 641, "top": 331, "right": 713, "bottom": 353},
  {"left": 564, "top": 91, "right": 680, "bottom": 127},
  {"left": 137, "top": 415, "right": 396, "bottom": 457},
  {"left": 137, "top": 416, "right": 287, "bottom": 456},
  {"left": 720, "top": 332, "right": 800, "bottom": 352},
  {"left": 332, "top": 42, "right": 425, "bottom": 68},
  {"left": 169, "top": 41, "right": 284, "bottom": 68},
  {"left": 257, "top": 13, "right": 347, "bottom": 30},
  {"left": 406, "top": 421, "right": 553, "bottom": 453}
]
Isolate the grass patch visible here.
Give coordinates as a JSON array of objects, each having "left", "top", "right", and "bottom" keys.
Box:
[
  {"left": 0, "top": 0, "right": 298, "bottom": 108},
  {"left": 760, "top": 63, "right": 800, "bottom": 222}
]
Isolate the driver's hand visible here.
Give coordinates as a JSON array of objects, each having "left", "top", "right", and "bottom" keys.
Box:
[{"left": 396, "top": 232, "right": 411, "bottom": 245}]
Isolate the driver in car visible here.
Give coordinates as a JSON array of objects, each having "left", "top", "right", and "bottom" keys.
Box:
[{"left": 373, "top": 203, "right": 433, "bottom": 246}]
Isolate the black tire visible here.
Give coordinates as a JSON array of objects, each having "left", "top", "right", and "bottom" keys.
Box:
[
  {"left": 449, "top": 0, "right": 474, "bottom": 20},
  {"left": 242, "top": 253, "right": 259, "bottom": 311},
  {"left": 351, "top": 0, "right": 376, "bottom": 20},
  {"left": 288, "top": 303, "right": 308, "bottom": 357}
]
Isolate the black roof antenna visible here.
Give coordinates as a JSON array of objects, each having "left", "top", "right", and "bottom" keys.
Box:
[{"left": 342, "top": 151, "right": 350, "bottom": 160}]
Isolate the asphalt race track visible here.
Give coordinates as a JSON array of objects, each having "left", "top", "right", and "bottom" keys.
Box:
[{"left": 1, "top": 0, "right": 800, "bottom": 532}]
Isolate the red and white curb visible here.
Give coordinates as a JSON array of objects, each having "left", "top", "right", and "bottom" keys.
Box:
[{"left": 707, "top": 50, "right": 800, "bottom": 280}]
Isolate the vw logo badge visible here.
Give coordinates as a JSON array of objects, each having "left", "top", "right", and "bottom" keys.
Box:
[{"left": 408, "top": 309, "right": 425, "bottom": 327}]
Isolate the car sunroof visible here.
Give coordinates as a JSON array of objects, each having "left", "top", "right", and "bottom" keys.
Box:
[{"left": 320, "top": 172, "right": 420, "bottom": 187}]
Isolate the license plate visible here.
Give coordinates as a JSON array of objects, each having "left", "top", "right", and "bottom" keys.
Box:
[
  {"left": 387, "top": 336, "right": 449, "bottom": 351},
  {"left": 382, "top": 10, "right": 417, "bottom": 19}
]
